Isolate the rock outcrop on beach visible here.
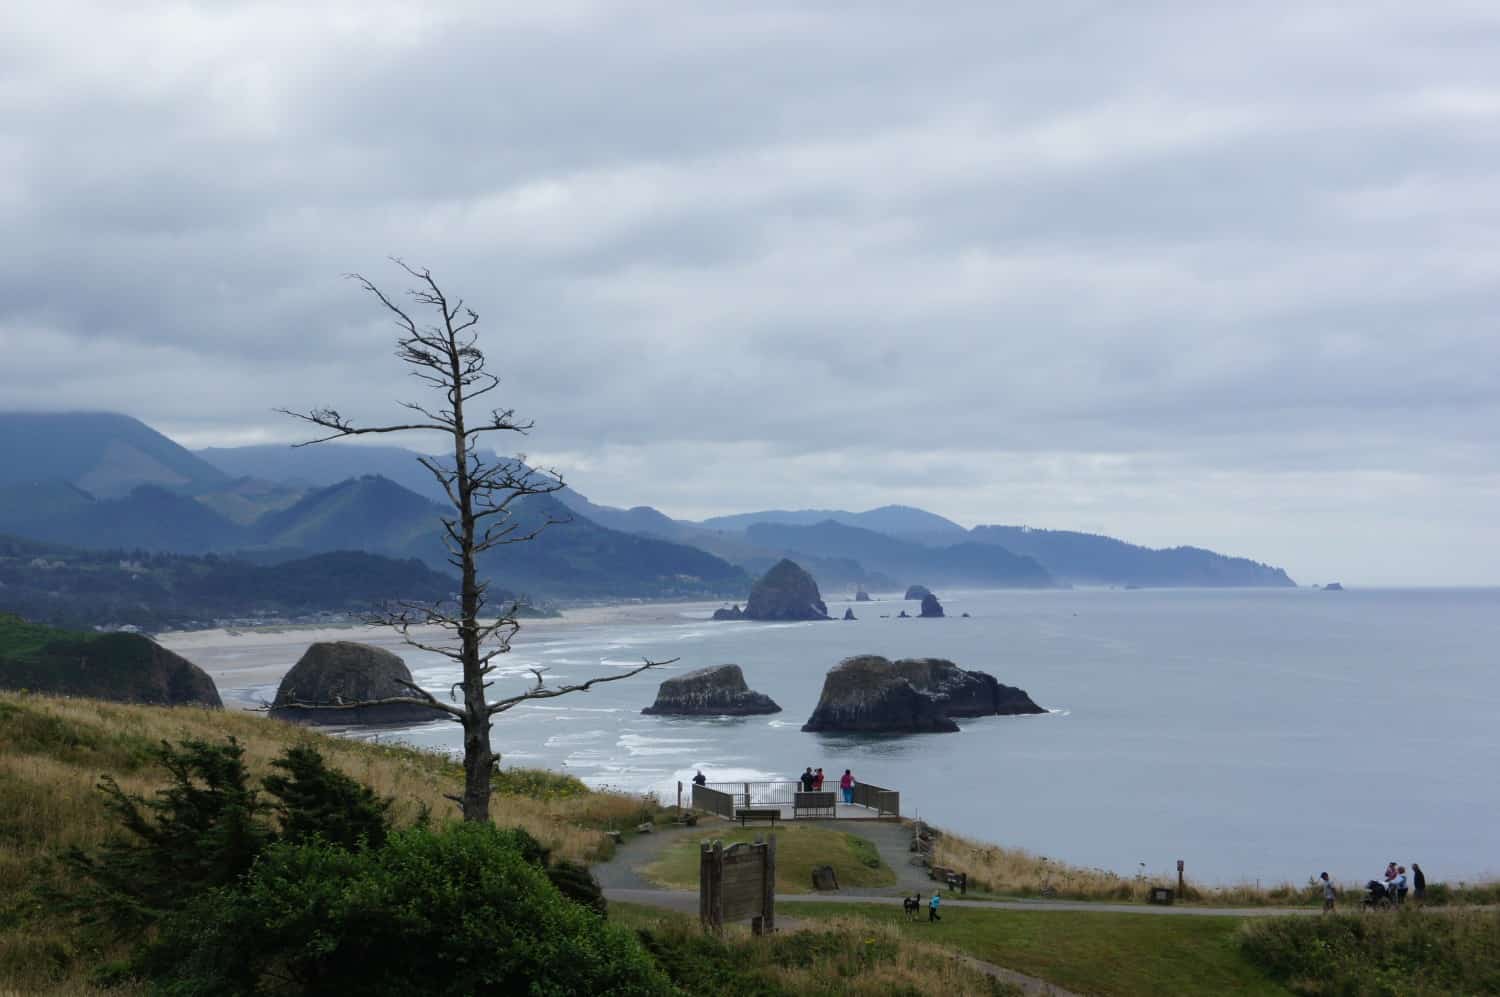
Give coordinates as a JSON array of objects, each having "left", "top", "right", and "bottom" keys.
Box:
[
  {"left": 743, "top": 559, "right": 829, "bottom": 621},
  {"left": 843, "top": 608, "right": 856, "bottom": 621},
  {"left": 640, "top": 664, "right": 780, "bottom": 716},
  {"left": 712, "top": 604, "right": 745, "bottom": 620},
  {"left": 918, "top": 593, "right": 944, "bottom": 618},
  {"left": 904, "top": 584, "right": 933, "bottom": 601},
  {"left": 270, "top": 641, "right": 444, "bottom": 725},
  {"left": 1323, "top": 582, "right": 1345, "bottom": 592},
  {"left": 855, "top": 587, "right": 872, "bottom": 602},
  {"left": 801, "top": 655, "right": 960, "bottom": 733},
  {"left": 889, "top": 657, "right": 1044, "bottom": 717},
  {"left": 0, "top": 616, "right": 222, "bottom": 707}
]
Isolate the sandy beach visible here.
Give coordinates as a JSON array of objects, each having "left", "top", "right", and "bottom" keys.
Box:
[{"left": 158, "top": 598, "right": 723, "bottom": 708}]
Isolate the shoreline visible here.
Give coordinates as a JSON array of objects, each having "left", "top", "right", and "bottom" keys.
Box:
[{"left": 159, "top": 597, "right": 725, "bottom": 707}]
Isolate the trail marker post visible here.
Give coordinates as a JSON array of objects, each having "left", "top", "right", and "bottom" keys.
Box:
[{"left": 1177, "top": 859, "right": 1185, "bottom": 895}]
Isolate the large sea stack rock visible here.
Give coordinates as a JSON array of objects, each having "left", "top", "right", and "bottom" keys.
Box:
[
  {"left": 854, "top": 587, "right": 872, "bottom": 602},
  {"left": 889, "top": 657, "right": 1045, "bottom": 717},
  {"left": 270, "top": 641, "right": 444, "bottom": 725},
  {"left": 801, "top": 655, "right": 959, "bottom": 733},
  {"left": 904, "top": 584, "right": 933, "bottom": 601},
  {"left": 919, "top": 593, "right": 945, "bottom": 618},
  {"left": 0, "top": 624, "right": 222, "bottom": 707},
  {"left": 641, "top": 664, "right": 780, "bottom": 716},
  {"left": 744, "top": 559, "right": 829, "bottom": 621}
]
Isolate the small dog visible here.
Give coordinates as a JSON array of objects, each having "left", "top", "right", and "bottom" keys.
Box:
[{"left": 902, "top": 894, "right": 921, "bottom": 920}]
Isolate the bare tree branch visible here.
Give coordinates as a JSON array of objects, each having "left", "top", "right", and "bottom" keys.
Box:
[{"left": 487, "top": 658, "right": 676, "bottom": 716}]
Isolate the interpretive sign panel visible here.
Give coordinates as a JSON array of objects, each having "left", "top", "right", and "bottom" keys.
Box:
[{"left": 699, "top": 836, "right": 777, "bottom": 934}]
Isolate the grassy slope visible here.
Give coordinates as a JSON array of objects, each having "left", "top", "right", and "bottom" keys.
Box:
[
  {"left": 0, "top": 692, "right": 665, "bottom": 995},
  {"left": 788, "top": 903, "right": 1292, "bottom": 997},
  {"left": 611, "top": 902, "right": 1020, "bottom": 996},
  {"left": 644, "top": 825, "right": 895, "bottom": 894}
]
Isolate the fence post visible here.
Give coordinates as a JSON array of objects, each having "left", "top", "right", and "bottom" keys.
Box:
[
  {"left": 677, "top": 780, "right": 682, "bottom": 814},
  {"left": 763, "top": 833, "right": 777, "bottom": 934}
]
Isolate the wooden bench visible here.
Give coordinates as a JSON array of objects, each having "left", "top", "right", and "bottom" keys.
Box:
[
  {"left": 735, "top": 808, "right": 781, "bottom": 827},
  {"left": 793, "top": 791, "right": 836, "bottom": 819}
]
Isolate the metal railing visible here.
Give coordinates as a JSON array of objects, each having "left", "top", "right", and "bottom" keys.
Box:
[
  {"left": 698, "top": 780, "right": 900, "bottom": 817},
  {"left": 704, "top": 781, "right": 803, "bottom": 808}
]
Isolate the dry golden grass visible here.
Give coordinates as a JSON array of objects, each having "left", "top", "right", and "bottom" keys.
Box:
[
  {"left": 931, "top": 828, "right": 1322, "bottom": 906},
  {"left": 0, "top": 690, "right": 665, "bottom": 995}
]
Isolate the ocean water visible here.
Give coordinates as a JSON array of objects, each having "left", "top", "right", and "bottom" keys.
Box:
[{"left": 214, "top": 587, "right": 1500, "bottom": 885}]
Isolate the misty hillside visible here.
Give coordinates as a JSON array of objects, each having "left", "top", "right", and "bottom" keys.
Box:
[
  {"left": 970, "top": 525, "right": 1296, "bottom": 587},
  {"left": 700, "top": 504, "right": 969, "bottom": 543},
  {"left": 0, "top": 411, "right": 229, "bottom": 498},
  {"left": 744, "top": 519, "right": 1054, "bottom": 588}
]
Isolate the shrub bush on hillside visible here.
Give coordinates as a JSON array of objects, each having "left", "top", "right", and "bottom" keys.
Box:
[
  {"left": 1240, "top": 908, "right": 1500, "bottom": 996},
  {"left": 58, "top": 737, "right": 393, "bottom": 935},
  {"left": 144, "top": 822, "right": 670, "bottom": 996}
]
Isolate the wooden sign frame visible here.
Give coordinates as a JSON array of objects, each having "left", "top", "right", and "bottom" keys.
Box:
[{"left": 699, "top": 835, "right": 777, "bottom": 935}]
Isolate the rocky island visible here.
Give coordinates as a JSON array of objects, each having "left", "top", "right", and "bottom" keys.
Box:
[
  {"left": 889, "top": 657, "right": 1044, "bottom": 717},
  {"left": 640, "top": 664, "right": 780, "bottom": 716},
  {"left": 801, "top": 655, "right": 958, "bottom": 733},
  {"left": 801, "top": 654, "right": 1044, "bottom": 733},
  {"left": 918, "top": 593, "right": 944, "bottom": 618},
  {"left": 270, "top": 641, "right": 445, "bottom": 725},
  {"left": 904, "top": 584, "right": 933, "bottom": 601},
  {"left": 741, "top": 559, "right": 830, "bottom": 621}
]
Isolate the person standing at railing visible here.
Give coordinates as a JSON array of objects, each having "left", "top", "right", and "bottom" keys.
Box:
[
  {"left": 800, "top": 767, "right": 816, "bottom": 791},
  {"left": 692, "top": 770, "right": 706, "bottom": 787},
  {"left": 813, "top": 767, "right": 825, "bottom": 791},
  {"left": 840, "top": 769, "right": 855, "bottom": 804}
]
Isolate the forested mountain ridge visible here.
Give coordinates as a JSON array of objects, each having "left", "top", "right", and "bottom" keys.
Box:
[{"left": 969, "top": 525, "right": 1296, "bottom": 587}]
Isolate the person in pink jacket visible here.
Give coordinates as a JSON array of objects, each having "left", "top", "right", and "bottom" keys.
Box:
[{"left": 839, "top": 769, "right": 855, "bottom": 804}]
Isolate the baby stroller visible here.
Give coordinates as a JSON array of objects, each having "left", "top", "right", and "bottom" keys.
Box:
[{"left": 1362, "top": 880, "right": 1394, "bottom": 910}]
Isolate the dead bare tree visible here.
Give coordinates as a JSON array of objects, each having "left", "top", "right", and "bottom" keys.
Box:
[{"left": 278, "top": 260, "right": 671, "bottom": 822}]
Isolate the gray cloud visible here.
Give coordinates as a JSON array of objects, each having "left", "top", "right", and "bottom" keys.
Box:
[{"left": 4, "top": 1, "right": 1499, "bottom": 584}]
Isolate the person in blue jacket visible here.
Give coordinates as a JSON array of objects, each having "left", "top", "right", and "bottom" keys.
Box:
[{"left": 928, "top": 891, "right": 942, "bottom": 922}]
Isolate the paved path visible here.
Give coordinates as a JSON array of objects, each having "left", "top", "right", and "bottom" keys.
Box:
[
  {"left": 602, "top": 887, "right": 1317, "bottom": 919},
  {"left": 595, "top": 819, "right": 1308, "bottom": 997}
]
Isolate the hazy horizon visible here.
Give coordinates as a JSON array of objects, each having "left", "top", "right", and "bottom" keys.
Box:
[{"left": 5, "top": 4, "right": 1498, "bottom": 587}]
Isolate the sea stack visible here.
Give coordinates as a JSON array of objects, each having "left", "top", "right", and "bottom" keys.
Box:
[
  {"left": 271, "top": 641, "right": 445, "bottom": 725},
  {"left": 889, "top": 657, "right": 1044, "bottom": 717},
  {"left": 919, "top": 593, "right": 945, "bottom": 618},
  {"left": 843, "top": 608, "right": 857, "bottom": 620},
  {"left": 743, "top": 559, "right": 829, "bottom": 621},
  {"left": 801, "top": 655, "right": 1045, "bottom": 733},
  {"left": 802, "top": 655, "right": 959, "bottom": 733},
  {"left": 641, "top": 664, "right": 780, "bottom": 716},
  {"left": 904, "top": 584, "right": 933, "bottom": 601}
]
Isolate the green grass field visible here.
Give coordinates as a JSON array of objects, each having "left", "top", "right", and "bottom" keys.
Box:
[
  {"left": 644, "top": 825, "right": 895, "bottom": 894},
  {"left": 787, "top": 903, "right": 1293, "bottom": 996}
]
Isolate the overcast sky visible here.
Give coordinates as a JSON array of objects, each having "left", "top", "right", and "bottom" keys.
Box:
[{"left": 3, "top": 2, "right": 1498, "bottom": 585}]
